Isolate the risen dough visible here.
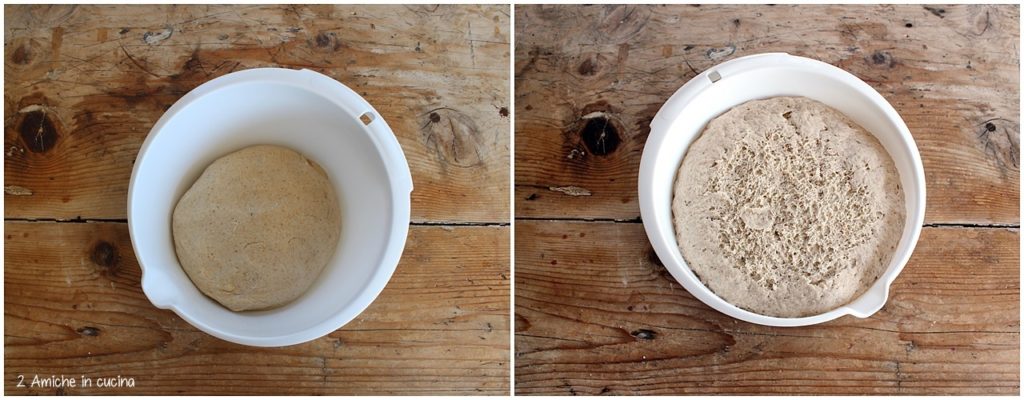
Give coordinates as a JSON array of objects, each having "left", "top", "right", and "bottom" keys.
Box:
[
  {"left": 173, "top": 145, "right": 341, "bottom": 311},
  {"left": 672, "top": 97, "right": 904, "bottom": 317}
]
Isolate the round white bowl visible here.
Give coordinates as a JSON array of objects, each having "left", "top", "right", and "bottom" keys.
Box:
[
  {"left": 128, "top": 68, "right": 413, "bottom": 346},
  {"left": 639, "top": 53, "right": 926, "bottom": 327}
]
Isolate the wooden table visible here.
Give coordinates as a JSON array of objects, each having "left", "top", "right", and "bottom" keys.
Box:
[
  {"left": 5, "top": 5, "right": 510, "bottom": 395},
  {"left": 515, "top": 4, "right": 1019, "bottom": 395}
]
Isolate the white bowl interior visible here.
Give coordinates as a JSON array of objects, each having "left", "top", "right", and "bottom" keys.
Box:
[
  {"left": 643, "top": 55, "right": 925, "bottom": 324},
  {"left": 131, "top": 80, "right": 395, "bottom": 340}
]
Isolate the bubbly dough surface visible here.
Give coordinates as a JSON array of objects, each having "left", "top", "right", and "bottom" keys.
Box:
[
  {"left": 672, "top": 97, "right": 905, "bottom": 317},
  {"left": 173, "top": 145, "right": 341, "bottom": 311}
]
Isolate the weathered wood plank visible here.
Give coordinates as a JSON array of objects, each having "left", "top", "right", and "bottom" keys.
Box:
[
  {"left": 514, "top": 4, "right": 1019, "bottom": 224},
  {"left": 5, "top": 222, "right": 510, "bottom": 395},
  {"left": 514, "top": 220, "right": 1019, "bottom": 395},
  {"left": 4, "top": 4, "right": 510, "bottom": 223}
]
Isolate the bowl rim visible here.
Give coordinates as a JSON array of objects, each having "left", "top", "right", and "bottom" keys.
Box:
[
  {"left": 127, "top": 67, "right": 413, "bottom": 346},
  {"left": 638, "top": 53, "right": 927, "bottom": 327}
]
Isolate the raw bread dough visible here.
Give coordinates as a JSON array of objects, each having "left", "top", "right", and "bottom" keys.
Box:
[
  {"left": 173, "top": 145, "right": 341, "bottom": 311},
  {"left": 672, "top": 97, "right": 904, "bottom": 317}
]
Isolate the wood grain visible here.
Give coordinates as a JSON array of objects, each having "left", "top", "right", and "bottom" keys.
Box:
[
  {"left": 5, "top": 222, "right": 509, "bottom": 395},
  {"left": 4, "top": 4, "right": 510, "bottom": 223},
  {"left": 514, "top": 4, "right": 1019, "bottom": 225},
  {"left": 514, "top": 220, "right": 1019, "bottom": 395}
]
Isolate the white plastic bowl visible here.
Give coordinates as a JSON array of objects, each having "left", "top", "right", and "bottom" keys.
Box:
[
  {"left": 128, "top": 68, "right": 413, "bottom": 346},
  {"left": 639, "top": 53, "right": 926, "bottom": 327}
]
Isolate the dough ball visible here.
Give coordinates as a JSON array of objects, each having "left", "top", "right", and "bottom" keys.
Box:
[
  {"left": 173, "top": 145, "right": 342, "bottom": 311},
  {"left": 672, "top": 97, "right": 904, "bottom": 317}
]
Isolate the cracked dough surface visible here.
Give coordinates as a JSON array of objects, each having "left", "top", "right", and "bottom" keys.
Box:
[
  {"left": 173, "top": 145, "right": 341, "bottom": 311},
  {"left": 672, "top": 97, "right": 905, "bottom": 317}
]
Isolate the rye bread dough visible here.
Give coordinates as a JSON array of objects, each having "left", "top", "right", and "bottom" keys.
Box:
[
  {"left": 173, "top": 145, "right": 341, "bottom": 312},
  {"left": 672, "top": 97, "right": 904, "bottom": 317}
]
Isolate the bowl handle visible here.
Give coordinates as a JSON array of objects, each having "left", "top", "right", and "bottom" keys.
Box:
[
  {"left": 141, "top": 269, "right": 177, "bottom": 309},
  {"left": 297, "top": 68, "right": 414, "bottom": 194},
  {"left": 364, "top": 113, "right": 414, "bottom": 194},
  {"left": 844, "top": 282, "right": 891, "bottom": 318}
]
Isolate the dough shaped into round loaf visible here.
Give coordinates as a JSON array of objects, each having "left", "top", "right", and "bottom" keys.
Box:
[
  {"left": 673, "top": 97, "right": 905, "bottom": 317},
  {"left": 173, "top": 145, "right": 341, "bottom": 311}
]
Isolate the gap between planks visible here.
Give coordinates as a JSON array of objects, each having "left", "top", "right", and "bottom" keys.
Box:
[
  {"left": 515, "top": 217, "right": 1019, "bottom": 229},
  {"left": 5, "top": 218, "right": 1015, "bottom": 229},
  {"left": 2, "top": 217, "right": 509, "bottom": 227}
]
